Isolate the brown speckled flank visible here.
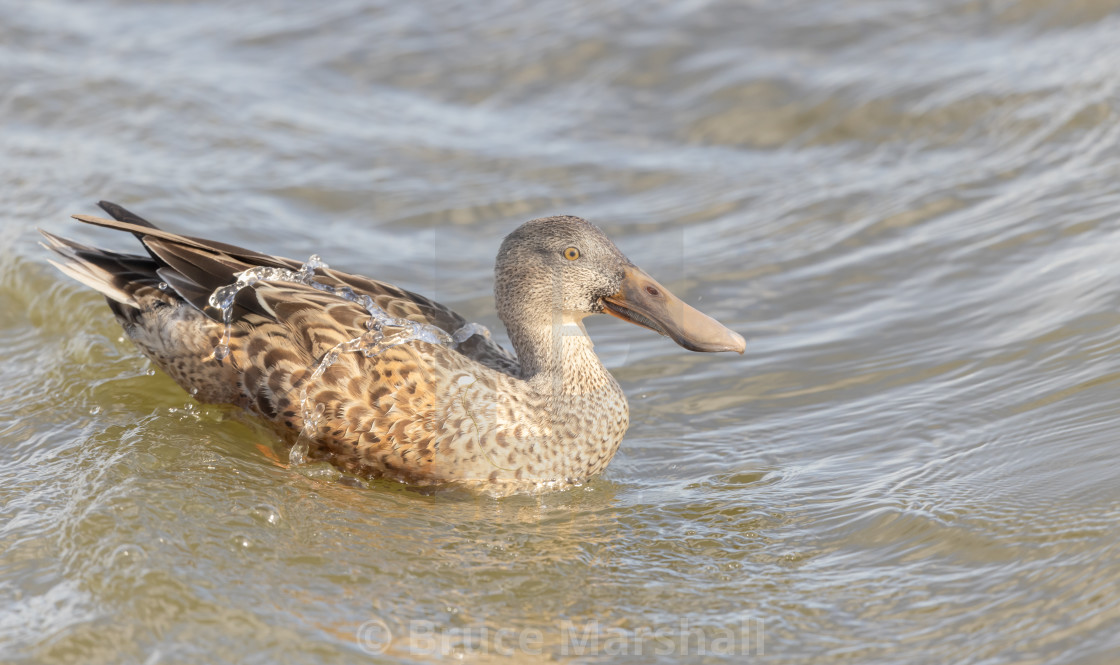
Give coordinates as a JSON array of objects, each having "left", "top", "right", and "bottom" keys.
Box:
[{"left": 43, "top": 202, "right": 744, "bottom": 493}]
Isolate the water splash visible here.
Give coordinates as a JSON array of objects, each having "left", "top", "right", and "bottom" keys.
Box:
[
  {"left": 207, "top": 258, "right": 326, "bottom": 360},
  {"left": 205, "top": 255, "right": 490, "bottom": 467},
  {"left": 451, "top": 322, "right": 490, "bottom": 345}
]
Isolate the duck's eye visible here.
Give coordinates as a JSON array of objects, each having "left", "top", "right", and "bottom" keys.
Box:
[{"left": 563, "top": 247, "right": 580, "bottom": 261}]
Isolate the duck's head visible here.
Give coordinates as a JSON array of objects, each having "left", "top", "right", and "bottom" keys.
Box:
[{"left": 495, "top": 216, "right": 745, "bottom": 354}]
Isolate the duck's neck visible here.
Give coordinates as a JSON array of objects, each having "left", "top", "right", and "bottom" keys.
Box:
[{"left": 507, "top": 312, "right": 616, "bottom": 396}]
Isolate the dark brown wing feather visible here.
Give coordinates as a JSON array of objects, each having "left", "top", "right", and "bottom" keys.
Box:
[{"left": 97, "top": 200, "right": 158, "bottom": 229}]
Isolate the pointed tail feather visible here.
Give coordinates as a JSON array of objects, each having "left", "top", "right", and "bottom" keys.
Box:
[{"left": 39, "top": 230, "right": 158, "bottom": 307}]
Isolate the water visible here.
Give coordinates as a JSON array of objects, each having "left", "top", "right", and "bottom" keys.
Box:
[{"left": 2, "top": 0, "right": 1120, "bottom": 663}]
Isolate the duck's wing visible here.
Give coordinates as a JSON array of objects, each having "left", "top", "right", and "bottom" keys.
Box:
[{"left": 64, "top": 202, "right": 520, "bottom": 375}]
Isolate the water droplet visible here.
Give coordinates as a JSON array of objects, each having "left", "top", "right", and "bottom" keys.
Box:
[
  {"left": 451, "top": 322, "right": 490, "bottom": 345},
  {"left": 190, "top": 387, "right": 199, "bottom": 397},
  {"left": 111, "top": 543, "right": 147, "bottom": 565},
  {"left": 289, "top": 438, "right": 310, "bottom": 467},
  {"left": 232, "top": 535, "right": 251, "bottom": 549},
  {"left": 250, "top": 504, "right": 281, "bottom": 525},
  {"left": 213, "top": 344, "right": 230, "bottom": 361},
  {"left": 158, "top": 282, "right": 168, "bottom": 291},
  {"left": 145, "top": 368, "right": 156, "bottom": 376},
  {"left": 89, "top": 405, "right": 101, "bottom": 415}
]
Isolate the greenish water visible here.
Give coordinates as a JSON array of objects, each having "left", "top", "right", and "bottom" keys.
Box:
[{"left": 3, "top": 1, "right": 1120, "bottom": 663}]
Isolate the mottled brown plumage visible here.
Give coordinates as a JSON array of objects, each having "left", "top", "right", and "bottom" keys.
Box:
[{"left": 43, "top": 202, "right": 744, "bottom": 493}]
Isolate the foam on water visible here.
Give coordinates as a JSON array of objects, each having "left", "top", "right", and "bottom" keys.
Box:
[{"left": 206, "top": 255, "right": 489, "bottom": 465}]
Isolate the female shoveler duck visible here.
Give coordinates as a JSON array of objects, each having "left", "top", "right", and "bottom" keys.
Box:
[{"left": 43, "top": 202, "right": 744, "bottom": 492}]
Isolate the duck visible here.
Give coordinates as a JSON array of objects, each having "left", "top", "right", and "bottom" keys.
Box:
[{"left": 42, "top": 201, "right": 744, "bottom": 492}]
